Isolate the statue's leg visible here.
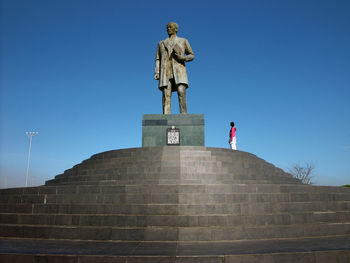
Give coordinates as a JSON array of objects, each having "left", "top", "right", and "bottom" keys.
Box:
[
  {"left": 162, "top": 82, "right": 172, "bottom": 114},
  {"left": 177, "top": 84, "right": 187, "bottom": 114}
]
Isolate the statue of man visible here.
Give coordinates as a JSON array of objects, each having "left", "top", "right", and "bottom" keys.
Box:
[{"left": 154, "top": 22, "right": 194, "bottom": 114}]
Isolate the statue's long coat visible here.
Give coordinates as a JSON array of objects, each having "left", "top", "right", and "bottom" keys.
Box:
[{"left": 155, "top": 36, "right": 194, "bottom": 90}]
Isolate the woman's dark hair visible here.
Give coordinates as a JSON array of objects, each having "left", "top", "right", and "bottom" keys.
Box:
[{"left": 230, "top": 122, "right": 235, "bottom": 126}]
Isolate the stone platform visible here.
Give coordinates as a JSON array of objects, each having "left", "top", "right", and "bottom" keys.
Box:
[{"left": 1, "top": 146, "right": 350, "bottom": 262}]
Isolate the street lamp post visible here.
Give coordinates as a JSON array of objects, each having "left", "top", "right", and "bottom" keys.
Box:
[{"left": 25, "top": 131, "right": 38, "bottom": 187}]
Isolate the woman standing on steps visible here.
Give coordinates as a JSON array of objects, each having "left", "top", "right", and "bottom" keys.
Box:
[{"left": 229, "top": 122, "right": 237, "bottom": 150}]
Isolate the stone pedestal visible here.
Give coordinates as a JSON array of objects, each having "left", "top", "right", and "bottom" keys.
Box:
[{"left": 142, "top": 114, "right": 204, "bottom": 147}]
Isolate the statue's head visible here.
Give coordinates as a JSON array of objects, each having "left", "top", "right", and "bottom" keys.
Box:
[{"left": 167, "top": 22, "right": 179, "bottom": 35}]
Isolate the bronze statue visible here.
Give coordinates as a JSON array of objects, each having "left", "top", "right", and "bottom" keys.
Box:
[{"left": 154, "top": 22, "right": 194, "bottom": 114}]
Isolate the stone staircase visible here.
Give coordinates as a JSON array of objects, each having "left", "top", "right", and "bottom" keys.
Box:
[{"left": 1, "top": 146, "right": 350, "bottom": 262}]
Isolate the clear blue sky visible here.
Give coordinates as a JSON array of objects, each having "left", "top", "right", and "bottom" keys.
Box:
[{"left": 1, "top": 0, "right": 349, "bottom": 188}]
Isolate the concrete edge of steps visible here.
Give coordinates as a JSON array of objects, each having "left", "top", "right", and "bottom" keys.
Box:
[{"left": 1, "top": 235, "right": 350, "bottom": 262}]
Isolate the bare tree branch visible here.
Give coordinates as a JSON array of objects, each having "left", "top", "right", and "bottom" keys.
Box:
[{"left": 288, "top": 162, "right": 315, "bottom": 185}]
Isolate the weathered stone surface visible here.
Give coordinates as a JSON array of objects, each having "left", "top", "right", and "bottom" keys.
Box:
[{"left": 142, "top": 114, "right": 204, "bottom": 146}]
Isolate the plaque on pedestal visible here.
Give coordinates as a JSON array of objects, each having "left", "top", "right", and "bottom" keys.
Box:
[
  {"left": 166, "top": 126, "right": 180, "bottom": 145},
  {"left": 142, "top": 114, "right": 204, "bottom": 147}
]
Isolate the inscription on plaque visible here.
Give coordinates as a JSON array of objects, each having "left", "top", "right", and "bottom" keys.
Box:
[{"left": 166, "top": 126, "right": 180, "bottom": 145}]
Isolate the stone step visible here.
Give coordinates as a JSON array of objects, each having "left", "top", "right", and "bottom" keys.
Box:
[
  {"left": 56, "top": 162, "right": 290, "bottom": 175},
  {"left": 57, "top": 147, "right": 286, "bottom": 170},
  {"left": 85, "top": 147, "right": 259, "bottom": 161},
  {"left": 3, "top": 184, "right": 348, "bottom": 197},
  {"left": 177, "top": 223, "right": 350, "bottom": 241},
  {"left": 1, "top": 222, "right": 350, "bottom": 241},
  {"left": 2, "top": 192, "right": 350, "bottom": 205},
  {"left": 1, "top": 236, "right": 350, "bottom": 263},
  {"left": 67, "top": 156, "right": 219, "bottom": 171},
  {"left": 2, "top": 251, "right": 350, "bottom": 263},
  {"left": 46, "top": 172, "right": 302, "bottom": 185},
  {"left": 1, "top": 211, "right": 350, "bottom": 227},
  {"left": 1, "top": 201, "right": 350, "bottom": 215},
  {"left": 46, "top": 178, "right": 209, "bottom": 186},
  {"left": 46, "top": 178, "right": 300, "bottom": 186}
]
